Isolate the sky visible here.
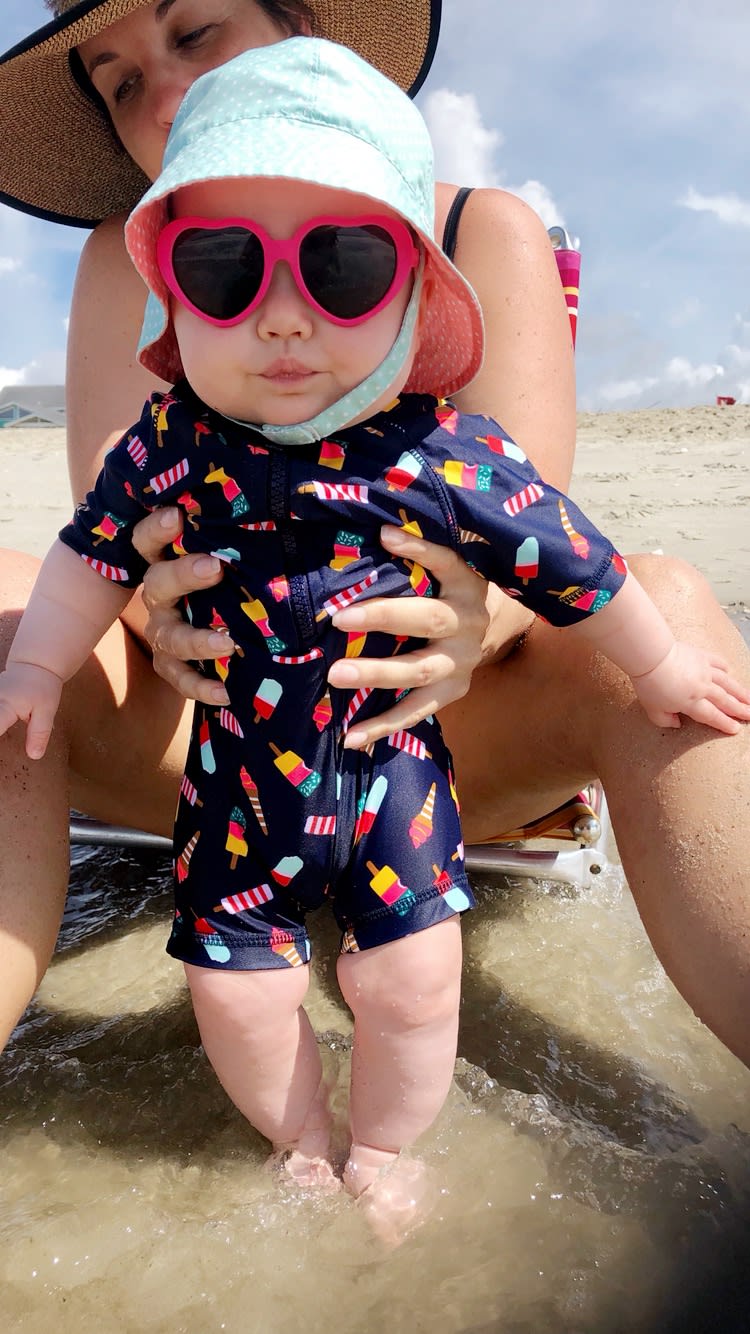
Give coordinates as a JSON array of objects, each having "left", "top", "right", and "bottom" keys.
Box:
[{"left": 0, "top": 0, "right": 749, "bottom": 410}]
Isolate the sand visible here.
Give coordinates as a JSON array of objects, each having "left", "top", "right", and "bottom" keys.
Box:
[{"left": 0, "top": 404, "right": 748, "bottom": 607}]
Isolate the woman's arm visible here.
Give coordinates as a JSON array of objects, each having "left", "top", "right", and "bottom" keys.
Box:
[{"left": 436, "top": 184, "right": 577, "bottom": 490}]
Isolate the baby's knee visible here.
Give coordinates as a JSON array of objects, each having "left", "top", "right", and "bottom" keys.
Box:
[
  {"left": 625, "top": 552, "right": 713, "bottom": 612},
  {"left": 185, "top": 961, "right": 310, "bottom": 1037},
  {"left": 345, "top": 944, "right": 462, "bottom": 1032}
]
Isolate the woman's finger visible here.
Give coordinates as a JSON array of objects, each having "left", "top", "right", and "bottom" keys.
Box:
[
  {"left": 141, "top": 550, "right": 224, "bottom": 612},
  {"left": 342, "top": 675, "right": 471, "bottom": 749},
  {"left": 332, "top": 594, "right": 460, "bottom": 640},
  {"left": 151, "top": 647, "right": 229, "bottom": 705},
  {"left": 131, "top": 506, "right": 184, "bottom": 564},
  {"left": 329, "top": 646, "right": 459, "bottom": 693}
]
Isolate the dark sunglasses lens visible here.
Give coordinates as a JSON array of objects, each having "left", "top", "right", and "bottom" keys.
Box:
[
  {"left": 300, "top": 225, "right": 398, "bottom": 319},
  {"left": 171, "top": 227, "right": 264, "bottom": 320}
]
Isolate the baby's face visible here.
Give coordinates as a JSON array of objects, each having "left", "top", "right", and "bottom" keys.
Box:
[{"left": 167, "top": 178, "right": 418, "bottom": 427}]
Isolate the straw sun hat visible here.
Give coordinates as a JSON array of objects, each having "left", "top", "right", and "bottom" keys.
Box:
[{"left": 0, "top": 0, "right": 441, "bottom": 228}]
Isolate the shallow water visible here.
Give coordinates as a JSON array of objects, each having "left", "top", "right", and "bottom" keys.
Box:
[{"left": 3, "top": 615, "right": 750, "bottom": 1333}]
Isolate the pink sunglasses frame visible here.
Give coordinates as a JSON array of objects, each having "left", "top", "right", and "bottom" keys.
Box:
[{"left": 156, "top": 213, "right": 421, "bottom": 328}]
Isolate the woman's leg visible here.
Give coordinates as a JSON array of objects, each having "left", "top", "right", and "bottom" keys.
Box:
[
  {"left": 441, "top": 554, "right": 750, "bottom": 1067},
  {"left": 0, "top": 547, "right": 190, "bottom": 1050},
  {"left": 184, "top": 963, "right": 335, "bottom": 1180},
  {"left": 337, "top": 917, "right": 463, "bottom": 1195}
]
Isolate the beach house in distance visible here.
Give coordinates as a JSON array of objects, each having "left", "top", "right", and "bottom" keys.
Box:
[{"left": 0, "top": 385, "right": 65, "bottom": 428}]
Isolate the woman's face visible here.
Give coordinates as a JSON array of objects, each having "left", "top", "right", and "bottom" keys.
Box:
[{"left": 78, "top": 1, "right": 302, "bottom": 182}]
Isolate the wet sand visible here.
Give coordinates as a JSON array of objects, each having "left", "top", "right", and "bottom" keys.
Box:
[{"left": 1, "top": 408, "right": 750, "bottom": 1331}]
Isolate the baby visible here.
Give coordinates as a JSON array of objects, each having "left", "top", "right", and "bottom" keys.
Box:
[{"left": 1, "top": 38, "right": 747, "bottom": 1240}]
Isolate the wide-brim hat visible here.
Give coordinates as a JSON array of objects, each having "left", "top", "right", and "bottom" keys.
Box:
[
  {"left": 0, "top": 0, "right": 442, "bottom": 229},
  {"left": 125, "top": 38, "right": 484, "bottom": 401}
]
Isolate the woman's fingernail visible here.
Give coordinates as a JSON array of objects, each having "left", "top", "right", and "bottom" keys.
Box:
[
  {"left": 194, "top": 556, "right": 221, "bottom": 577},
  {"left": 328, "top": 663, "right": 359, "bottom": 685},
  {"left": 159, "top": 507, "right": 178, "bottom": 528},
  {"left": 381, "top": 524, "right": 406, "bottom": 546},
  {"left": 208, "top": 632, "right": 233, "bottom": 651},
  {"left": 331, "top": 610, "right": 364, "bottom": 629},
  {"left": 211, "top": 686, "right": 230, "bottom": 703},
  {"left": 343, "top": 729, "right": 367, "bottom": 749}
]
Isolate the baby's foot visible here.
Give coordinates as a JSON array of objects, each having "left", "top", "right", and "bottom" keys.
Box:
[
  {"left": 344, "top": 1145, "right": 436, "bottom": 1248},
  {"left": 283, "top": 1149, "right": 342, "bottom": 1194}
]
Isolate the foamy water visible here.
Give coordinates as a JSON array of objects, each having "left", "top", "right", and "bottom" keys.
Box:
[{"left": 3, "top": 822, "right": 750, "bottom": 1333}]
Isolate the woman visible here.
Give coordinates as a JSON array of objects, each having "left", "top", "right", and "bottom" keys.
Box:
[{"left": 0, "top": 0, "right": 748, "bottom": 1069}]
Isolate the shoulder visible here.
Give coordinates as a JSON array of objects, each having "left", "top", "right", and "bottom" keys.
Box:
[
  {"left": 434, "top": 183, "right": 552, "bottom": 262},
  {"left": 77, "top": 210, "right": 131, "bottom": 275}
]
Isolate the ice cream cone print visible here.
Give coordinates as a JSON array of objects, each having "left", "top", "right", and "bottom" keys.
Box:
[
  {"left": 409, "top": 782, "right": 436, "bottom": 848},
  {"left": 176, "top": 831, "right": 200, "bottom": 882},
  {"left": 448, "top": 767, "right": 460, "bottom": 814},
  {"left": 226, "top": 806, "right": 248, "bottom": 869},
  {"left": 341, "top": 928, "right": 360, "bottom": 952},
  {"left": 312, "top": 689, "right": 333, "bottom": 732},
  {"left": 514, "top": 536, "right": 540, "bottom": 584},
  {"left": 270, "top": 926, "right": 304, "bottom": 967},
  {"left": 558, "top": 499, "right": 590, "bottom": 559},
  {"left": 239, "top": 766, "right": 268, "bottom": 834},
  {"left": 204, "top": 463, "right": 250, "bottom": 518},
  {"left": 268, "top": 743, "right": 322, "bottom": 797},
  {"left": 354, "top": 774, "right": 388, "bottom": 843}
]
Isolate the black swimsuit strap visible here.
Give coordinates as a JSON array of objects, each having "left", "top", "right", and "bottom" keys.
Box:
[{"left": 441, "top": 186, "right": 474, "bottom": 260}]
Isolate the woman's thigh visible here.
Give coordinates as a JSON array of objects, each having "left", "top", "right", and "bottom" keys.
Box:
[{"left": 439, "top": 553, "right": 750, "bottom": 844}]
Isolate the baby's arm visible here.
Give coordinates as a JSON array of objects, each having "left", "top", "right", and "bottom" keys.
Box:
[
  {"left": 570, "top": 570, "right": 750, "bottom": 734},
  {"left": 0, "top": 540, "right": 132, "bottom": 758}
]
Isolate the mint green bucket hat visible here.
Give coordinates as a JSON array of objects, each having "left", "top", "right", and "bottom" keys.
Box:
[{"left": 125, "top": 37, "right": 484, "bottom": 401}]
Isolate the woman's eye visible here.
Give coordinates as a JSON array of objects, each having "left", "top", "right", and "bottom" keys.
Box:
[
  {"left": 176, "top": 25, "right": 214, "bottom": 50},
  {"left": 113, "top": 72, "right": 140, "bottom": 105}
]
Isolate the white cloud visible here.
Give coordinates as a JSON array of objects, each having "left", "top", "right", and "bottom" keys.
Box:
[
  {"left": 423, "top": 88, "right": 503, "bottom": 187},
  {"left": 679, "top": 188, "right": 750, "bottom": 228},
  {"left": 423, "top": 88, "right": 565, "bottom": 228},
  {"left": 0, "top": 364, "right": 31, "bottom": 387},
  {"left": 0, "top": 256, "right": 21, "bottom": 275}
]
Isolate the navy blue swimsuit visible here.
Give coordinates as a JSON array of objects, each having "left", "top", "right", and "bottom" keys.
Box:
[{"left": 61, "top": 387, "right": 625, "bottom": 970}]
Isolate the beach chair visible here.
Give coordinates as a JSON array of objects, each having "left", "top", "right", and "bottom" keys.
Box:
[{"left": 70, "top": 225, "right": 611, "bottom": 889}]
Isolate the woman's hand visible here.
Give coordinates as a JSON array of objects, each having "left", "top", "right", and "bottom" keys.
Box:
[
  {"left": 133, "top": 507, "right": 234, "bottom": 705},
  {"left": 330, "top": 526, "right": 532, "bottom": 749}
]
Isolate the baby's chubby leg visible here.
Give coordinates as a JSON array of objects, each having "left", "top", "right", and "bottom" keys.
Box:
[
  {"left": 337, "top": 917, "right": 462, "bottom": 1233},
  {"left": 184, "top": 962, "right": 337, "bottom": 1187}
]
